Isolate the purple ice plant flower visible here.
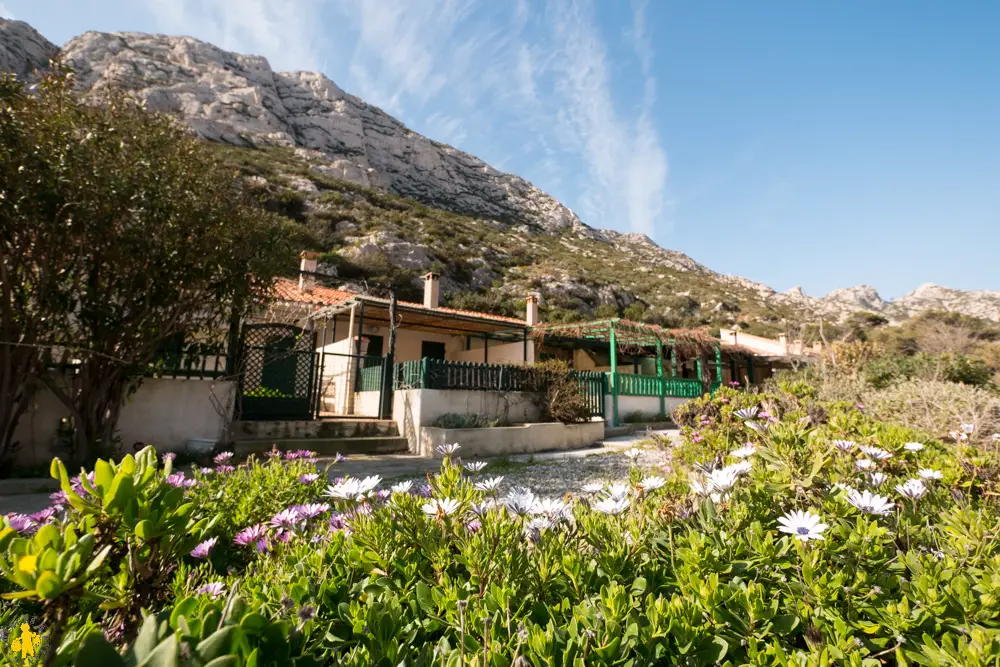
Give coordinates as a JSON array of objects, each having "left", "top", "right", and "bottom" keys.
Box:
[
  {"left": 255, "top": 538, "right": 270, "bottom": 552},
  {"left": 465, "top": 519, "right": 482, "bottom": 534},
  {"left": 270, "top": 508, "right": 303, "bottom": 530},
  {"left": 728, "top": 381, "right": 741, "bottom": 388},
  {"left": 190, "top": 537, "right": 218, "bottom": 559},
  {"left": 162, "top": 452, "right": 177, "bottom": 463},
  {"left": 49, "top": 490, "right": 69, "bottom": 507},
  {"left": 291, "top": 503, "right": 330, "bottom": 520},
  {"left": 4, "top": 513, "right": 36, "bottom": 534},
  {"left": 234, "top": 524, "right": 269, "bottom": 547},
  {"left": 274, "top": 528, "right": 295, "bottom": 543},
  {"left": 855, "top": 403, "right": 866, "bottom": 411},
  {"left": 29, "top": 507, "right": 58, "bottom": 524},
  {"left": 213, "top": 451, "right": 234, "bottom": 465},
  {"left": 198, "top": 467, "right": 214, "bottom": 475},
  {"left": 692, "top": 432, "right": 704, "bottom": 443},
  {"left": 70, "top": 471, "right": 96, "bottom": 496},
  {"left": 214, "top": 465, "right": 235, "bottom": 474},
  {"left": 299, "top": 473, "right": 320, "bottom": 484},
  {"left": 165, "top": 472, "right": 197, "bottom": 488},
  {"left": 197, "top": 582, "right": 226, "bottom": 599},
  {"left": 285, "top": 449, "right": 317, "bottom": 460},
  {"left": 328, "top": 513, "right": 349, "bottom": 531},
  {"left": 332, "top": 453, "right": 346, "bottom": 464}
]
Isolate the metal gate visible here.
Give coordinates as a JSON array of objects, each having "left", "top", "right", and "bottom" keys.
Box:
[
  {"left": 573, "top": 371, "right": 606, "bottom": 419},
  {"left": 237, "top": 324, "right": 317, "bottom": 420}
]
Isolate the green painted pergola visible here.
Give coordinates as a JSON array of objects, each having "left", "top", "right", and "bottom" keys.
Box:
[{"left": 528, "top": 318, "right": 733, "bottom": 425}]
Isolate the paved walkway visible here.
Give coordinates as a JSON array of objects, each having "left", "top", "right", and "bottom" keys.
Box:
[{"left": 1, "top": 429, "right": 681, "bottom": 515}]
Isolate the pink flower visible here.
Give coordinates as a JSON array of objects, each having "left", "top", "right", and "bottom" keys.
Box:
[
  {"left": 197, "top": 582, "right": 226, "bottom": 599},
  {"left": 165, "top": 472, "right": 197, "bottom": 488},
  {"left": 299, "top": 473, "right": 319, "bottom": 484},
  {"left": 215, "top": 465, "right": 235, "bottom": 474},
  {"left": 234, "top": 524, "right": 268, "bottom": 547},
  {"left": 190, "top": 537, "right": 217, "bottom": 559},
  {"left": 4, "top": 513, "right": 36, "bottom": 534},
  {"left": 269, "top": 509, "right": 302, "bottom": 530},
  {"left": 213, "top": 451, "right": 234, "bottom": 465}
]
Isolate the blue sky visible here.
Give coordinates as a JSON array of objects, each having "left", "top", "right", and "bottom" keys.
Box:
[{"left": 4, "top": 1, "right": 998, "bottom": 299}]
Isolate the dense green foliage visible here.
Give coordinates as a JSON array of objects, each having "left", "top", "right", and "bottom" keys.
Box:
[{"left": 4, "top": 380, "right": 1000, "bottom": 665}]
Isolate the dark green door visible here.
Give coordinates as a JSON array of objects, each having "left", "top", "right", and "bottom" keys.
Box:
[
  {"left": 421, "top": 341, "right": 446, "bottom": 360},
  {"left": 238, "top": 324, "right": 316, "bottom": 420}
]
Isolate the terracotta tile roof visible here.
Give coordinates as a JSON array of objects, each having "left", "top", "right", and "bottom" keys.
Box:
[
  {"left": 272, "top": 277, "right": 526, "bottom": 326},
  {"left": 273, "top": 277, "right": 354, "bottom": 307}
]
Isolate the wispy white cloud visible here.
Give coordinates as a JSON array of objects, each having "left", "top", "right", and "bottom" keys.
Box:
[
  {"left": 134, "top": 0, "right": 669, "bottom": 236},
  {"left": 139, "top": 0, "right": 324, "bottom": 71}
]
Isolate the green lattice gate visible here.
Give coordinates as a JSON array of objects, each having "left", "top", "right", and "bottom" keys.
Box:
[{"left": 237, "top": 324, "right": 317, "bottom": 420}]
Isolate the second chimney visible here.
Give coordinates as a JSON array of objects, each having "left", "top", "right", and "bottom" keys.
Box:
[
  {"left": 299, "top": 251, "right": 319, "bottom": 293},
  {"left": 423, "top": 272, "right": 440, "bottom": 308},
  {"left": 526, "top": 292, "right": 540, "bottom": 326}
]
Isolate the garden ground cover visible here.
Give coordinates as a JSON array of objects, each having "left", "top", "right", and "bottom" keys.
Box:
[{"left": 3, "top": 387, "right": 1000, "bottom": 665}]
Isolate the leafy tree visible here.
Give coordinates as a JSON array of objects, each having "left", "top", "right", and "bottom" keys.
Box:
[
  {"left": 594, "top": 303, "right": 619, "bottom": 319},
  {"left": 0, "top": 67, "right": 294, "bottom": 464}
]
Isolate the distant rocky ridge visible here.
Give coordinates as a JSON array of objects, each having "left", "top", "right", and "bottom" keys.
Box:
[{"left": 2, "top": 18, "right": 997, "bottom": 323}]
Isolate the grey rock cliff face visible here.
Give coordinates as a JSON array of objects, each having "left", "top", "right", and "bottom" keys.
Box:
[
  {"left": 0, "top": 19, "right": 58, "bottom": 78},
  {"left": 58, "top": 30, "right": 584, "bottom": 233}
]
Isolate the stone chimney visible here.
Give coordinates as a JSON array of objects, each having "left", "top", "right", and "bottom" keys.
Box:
[
  {"left": 423, "top": 272, "right": 440, "bottom": 308},
  {"left": 526, "top": 292, "right": 541, "bottom": 326},
  {"left": 299, "top": 251, "right": 319, "bottom": 293}
]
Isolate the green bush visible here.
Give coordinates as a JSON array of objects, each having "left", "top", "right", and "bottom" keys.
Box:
[
  {"left": 6, "top": 385, "right": 1000, "bottom": 665},
  {"left": 621, "top": 410, "right": 669, "bottom": 424}
]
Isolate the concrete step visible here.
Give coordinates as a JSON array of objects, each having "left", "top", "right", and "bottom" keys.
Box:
[
  {"left": 234, "top": 436, "right": 409, "bottom": 457},
  {"left": 232, "top": 418, "right": 398, "bottom": 440}
]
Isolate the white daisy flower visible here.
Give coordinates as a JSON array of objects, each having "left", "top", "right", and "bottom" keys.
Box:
[
  {"left": 531, "top": 497, "right": 570, "bottom": 520},
  {"left": 846, "top": 489, "right": 895, "bottom": 515},
  {"left": 623, "top": 448, "right": 642, "bottom": 461},
  {"left": 638, "top": 476, "right": 666, "bottom": 492},
  {"left": 777, "top": 510, "right": 828, "bottom": 542},
  {"left": 867, "top": 472, "right": 888, "bottom": 488},
  {"left": 503, "top": 487, "right": 537, "bottom": 516},
  {"left": 436, "top": 443, "right": 461, "bottom": 457},
  {"left": 356, "top": 475, "right": 381, "bottom": 495},
  {"left": 689, "top": 477, "right": 712, "bottom": 496},
  {"left": 723, "top": 461, "right": 752, "bottom": 476},
  {"left": 593, "top": 497, "right": 630, "bottom": 515},
  {"left": 859, "top": 445, "right": 892, "bottom": 460},
  {"left": 918, "top": 468, "right": 943, "bottom": 480},
  {"left": 896, "top": 479, "right": 928, "bottom": 500},
  {"left": 390, "top": 481, "right": 413, "bottom": 494},
  {"left": 991, "top": 433, "right": 1000, "bottom": 443},
  {"left": 421, "top": 497, "right": 461, "bottom": 517},
  {"left": 745, "top": 420, "right": 770, "bottom": 434},
  {"left": 730, "top": 444, "right": 757, "bottom": 459},
  {"left": 903, "top": 442, "right": 924, "bottom": 452},
  {"left": 961, "top": 423, "right": 975, "bottom": 434},
  {"left": 604, "top": 482, "right": 631, "bottom": 501},
  {"left": 581, "top": 482, "right": 604, "bottom": 494},
  {"left": 733, "top": 407, "right": 759, "bottom": 420},
  {"left": 832, "top": 482, "right": 857, "bottom": 496},
  {"left": 832, "top": 439, "right": 857, "bottom": 452},
  {"left": 855, "top": 459, "right": 875, "bottom": 471},
  {"left": 464, "top": 461, "right": 488, "bottom": 473},
  {"left": 324, "top": 478, "right": 363, "bottom": 500},
  {"left": 474, "top": 476, "right": 505, "bottom": 492},
  {"left": 707, "top": 467, "right": 741, "bottom": 493}
]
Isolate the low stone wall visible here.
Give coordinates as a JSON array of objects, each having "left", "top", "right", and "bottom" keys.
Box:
[
  {"left": 604, "top": 395, "right": 691, "bottom": 425},
  {"left": 392, "top": 389, "right": 542, "bottom": 453},
  {"left": 420, "top": 420, "right": 605, "bottom": 458},
  {"left": 11, "top": 378, "right": 236, "bottom": 468}
]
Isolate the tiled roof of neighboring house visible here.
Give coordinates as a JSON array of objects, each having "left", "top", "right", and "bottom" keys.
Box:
[
  {"left": 273, "top": 278, "right": 354, "bottom": 307},
  {"left": 272, "top": 277, "right": 527, "bottom": 326}
]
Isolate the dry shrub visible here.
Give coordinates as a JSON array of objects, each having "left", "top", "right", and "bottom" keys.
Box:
[
  {"left": 863, "top": 379, "right": 1000, "bottom": 442},
  {"left": 524, "top": 360, "right": 593, "bottom": 424}
]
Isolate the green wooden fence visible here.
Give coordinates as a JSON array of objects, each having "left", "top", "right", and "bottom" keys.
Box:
[{"left": 611, "top": 373, "right": 704, "bottom": 398}]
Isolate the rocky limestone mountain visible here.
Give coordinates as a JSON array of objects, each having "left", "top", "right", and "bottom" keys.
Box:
[
  {"left": 1, "top": 19, "right": 998, "bottom": 325},
  {"left": 0, "top": 19, "right": 57, "bottom": 77}
]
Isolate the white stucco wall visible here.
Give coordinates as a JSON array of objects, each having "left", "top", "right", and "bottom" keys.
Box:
[
  {"left": 604, "top": 395, "right": 691, "bottom": 425},
  {"left": 11, "top": 378, "right": 236, "bottom": 468},
  {"left": 393, "top": 388, "right": 543, "bottom": 453},
  {"left": 421, "top": 421, "right": 605, "bottom": 458}
]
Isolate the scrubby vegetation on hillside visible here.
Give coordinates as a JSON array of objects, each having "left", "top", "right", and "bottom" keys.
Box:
[{"left": 206, "top": 144, "right": 807, "bottom": 331}]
